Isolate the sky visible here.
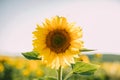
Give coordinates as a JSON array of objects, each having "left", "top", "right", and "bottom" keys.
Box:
[{"left": 0, "top": 0, "right": 120, "bottom": 56}]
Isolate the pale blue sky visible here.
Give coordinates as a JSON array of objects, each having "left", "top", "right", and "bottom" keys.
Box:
[{"left": 0, "top": 0, "right": 120, "bottom": 56}]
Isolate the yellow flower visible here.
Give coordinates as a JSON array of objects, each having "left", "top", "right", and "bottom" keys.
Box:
[
  {"left": 22, "top": 69, "right": 31, "bottom": 76},
  {"left": 22, "top": 60, "right": 43, "bottom": 77},
  {"left": 94, "top": 53, "right": 102, "bottom": 58},
  {"left": 76, "top": 54, "right": 90, "bottom": 63},
  {"left": 33, "top": 16, "right": 83, "bottom": 69},
  {"left": 13, "top": 58, "right": 26, "bottom": 69},
  {"left": 101, "top": 62, "right": 120, "bottom": 78},
  {"left": 27, "top": 60, "right": 39, "bottom": 71},
  {"left": 36, "top": 69, "right": 44, "bottom": 77},
  {"left": 0, "top": 63, "right": 4, "bottom": 73}
]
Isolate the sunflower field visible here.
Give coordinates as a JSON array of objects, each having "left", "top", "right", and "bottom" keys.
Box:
[{"left": 0, "top": 54, "right": 120, "bottom": 80}]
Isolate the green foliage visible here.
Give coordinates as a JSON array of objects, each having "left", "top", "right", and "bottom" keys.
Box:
[
  {"left": 1, "top": 55, "right": 120, "bottom": 80},
  {"left": 63, "top": 62, "right": 99, "bottom": 80},
  {"left": 80, "top": 48, "right": 95, "bottom": 52},
  {"left": 22, "top": 51, "right": 41, "bottom": 60},
  {"left": 72, "top": 61, "right": 99, "bottom": 75},
  {"left": 39, "top": 77, "right": 57, "bottom": 80}
]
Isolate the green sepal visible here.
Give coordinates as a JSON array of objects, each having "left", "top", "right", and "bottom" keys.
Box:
[
  {"left": 72, "top": 61, "right": 100, "bottom": 75},
  {"left": 80, "top": 48, "right": 95, "bottom": 52},
  {"left": 22, "top": 51, "right": 41, "bottom": 60}
]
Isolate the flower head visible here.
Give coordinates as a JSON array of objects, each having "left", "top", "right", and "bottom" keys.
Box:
[
  {"left": 33, "top": 16, "right": 83, "bottom": 69},
  {"left": 76, "top": 54, "right": 90, "bottom": 63}
]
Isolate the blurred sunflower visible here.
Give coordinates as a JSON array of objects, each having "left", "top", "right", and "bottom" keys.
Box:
[
  {"left": 76, "top": 54, "right": 90, "bottom": 63},
  {"left": 33, "top": 16, "right": 83, "bottom": 69},
  {"left": 0, "top": 63, "right": 4, "bottom": 73},
  {"left": 94, "top": 53, "right": 102, "bottom": 58}
]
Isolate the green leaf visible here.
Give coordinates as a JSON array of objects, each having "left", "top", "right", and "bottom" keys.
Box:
[
  {"left": 72, "top": 61, "right": 99, "bottom": 75},
  {"left": 45, "top": 77, "right": 57, "bottom": 80},
  {"left": 80, "top": 48, "right": 95, "bottom": 52},
  {"left": 22, "top": 51, "right": 41, "bottom": 60},
  {"left": 39, "top": 77, "right": 57, "bottom": 80}
]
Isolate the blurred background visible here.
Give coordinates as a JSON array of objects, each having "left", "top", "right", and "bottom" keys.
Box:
[{"left": 0, "top": 0, "right": 120, "bottom": 80}]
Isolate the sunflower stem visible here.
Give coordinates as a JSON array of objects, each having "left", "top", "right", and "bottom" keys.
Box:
[{"left": 58, "top": 66, "right": 62, "bottom": 80}]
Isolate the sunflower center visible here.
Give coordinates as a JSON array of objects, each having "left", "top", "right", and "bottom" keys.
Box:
[
  {"left": 53, "top": 33, "right": 65, "bottom": 46},
  {"left": 46, "top": 29, "right": 71, "bottom": 53}
]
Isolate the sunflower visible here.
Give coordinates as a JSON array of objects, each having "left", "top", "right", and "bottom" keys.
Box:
[
  {"left": 33, "top": 16, "right": 83, "bottom": 69},
  {"left": 76, "top": 54, "right": 90, "bottom": 63}
]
